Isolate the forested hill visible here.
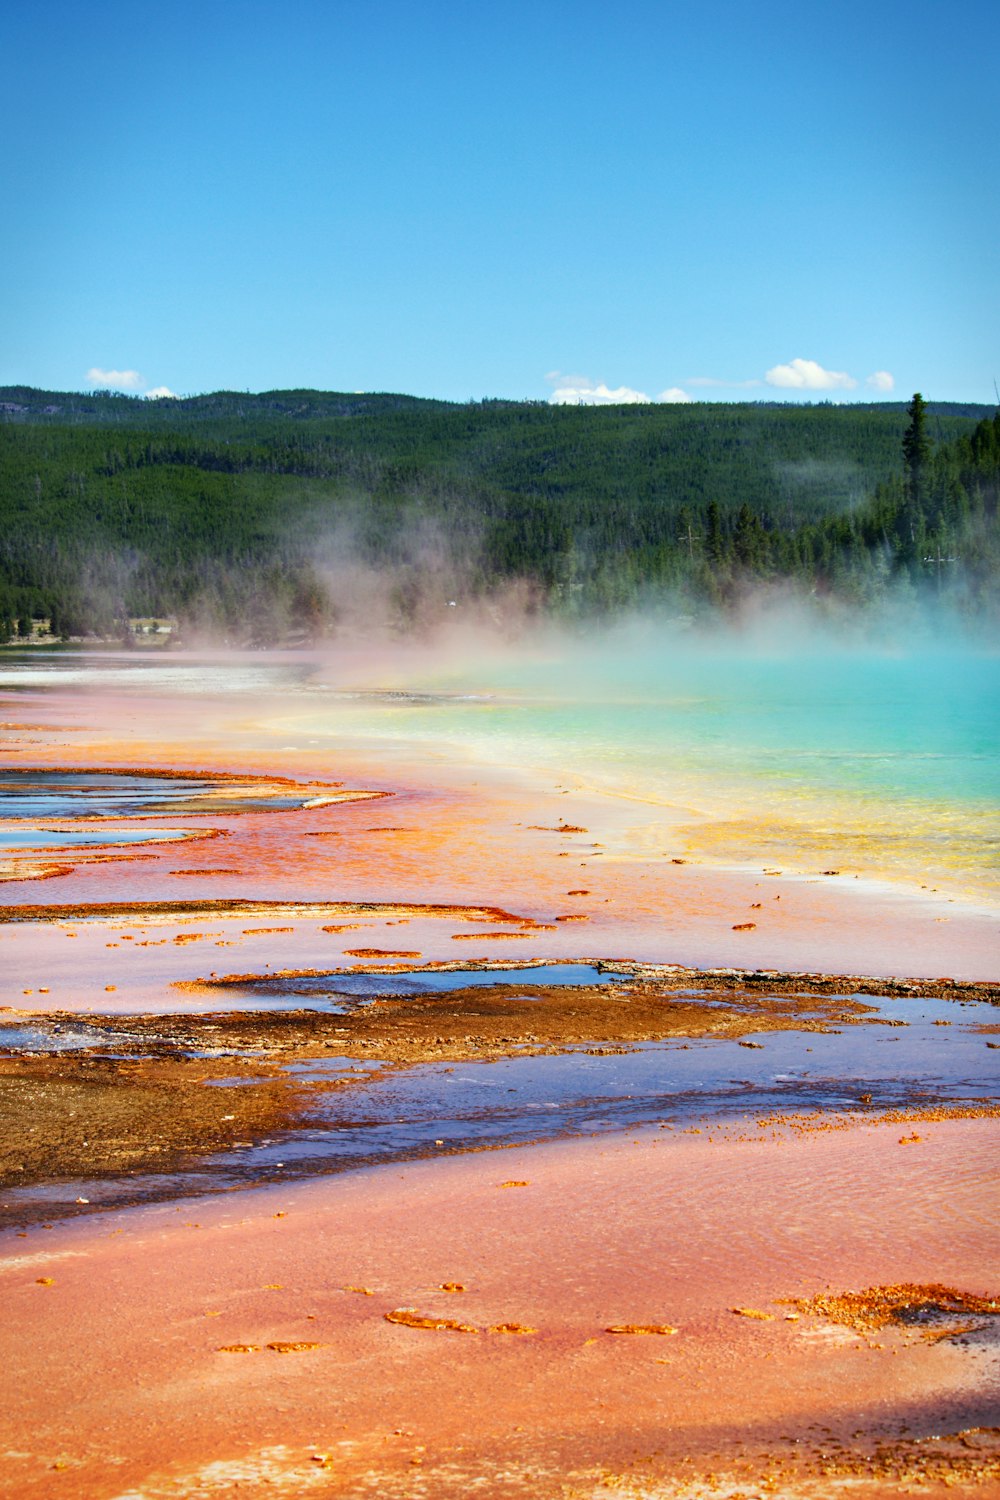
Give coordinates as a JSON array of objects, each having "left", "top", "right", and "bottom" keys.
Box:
[
  {"left": 0, "top": 386, "right": 453, "bottom": 424},
  {"left": 1, "top": 388, "right": 997, "bottom": 641},
  {"left": 1, "top": 386, "right": 990, "bottom": 427}
]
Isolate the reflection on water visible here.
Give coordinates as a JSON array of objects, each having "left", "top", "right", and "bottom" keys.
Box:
[
  {"left": 204, "top": 963, "right": 625, "bottom": 1012},
  {"left": 235, "top": 990, "right": 999, "bottom": 1171},
  {"left": 0, "top": 652, "right": 308, "bottom": 696},
  {"left": 5, "top": 986, "right": 996, "bottom": 1217},
  {"left": 0, "top": 770, "right": 306, "bottom": 819},
  {"left": 0, "top": 827, "right": 186, "bottom": 850},
  {"left": 0, "top": 1019, "right": 132, "bottom": 1052}
]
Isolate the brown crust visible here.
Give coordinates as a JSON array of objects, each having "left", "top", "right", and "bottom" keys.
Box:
[
  {"left": 783, "top": 1282, "right": 1000, "bottom": 1332},
  {"left": 0, "top": 898, "right": 535, "bottom": 925}
]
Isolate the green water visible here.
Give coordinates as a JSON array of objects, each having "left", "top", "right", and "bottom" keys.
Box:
[
  {"left": 296, "top": 640, "right": 1000, "bottom": 900},
  {"left": 3, "top": 642, "right": 997, "bottom": 901}
]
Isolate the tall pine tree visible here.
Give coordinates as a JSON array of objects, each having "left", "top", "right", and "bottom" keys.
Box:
[
  {"left": 900, "top": 391, "right": 932, "bottom": 559},
  {"left": 902, "top": 392, "right": 932, "bottom": 505}
]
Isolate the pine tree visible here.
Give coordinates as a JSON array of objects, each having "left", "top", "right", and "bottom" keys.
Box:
[
  {"left": 902, "top": 392, "right": 932, "bottom": 505},
  {"left": 705, "top": 501, "right": 725, "bottom": 564}
]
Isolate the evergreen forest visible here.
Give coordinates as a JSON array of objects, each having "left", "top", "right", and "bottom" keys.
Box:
[{"left": 0, "top": 386, "right": 997, "bottom": 643}]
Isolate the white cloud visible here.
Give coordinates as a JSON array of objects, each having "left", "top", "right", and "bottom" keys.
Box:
[
  {"left": 544, "top": 373, "right": 701, "bottom": 406},
  {"left": 866, "top": 370, "right": 895, "bottom": 392},
  {"left": 143, "top": 386, "right": 178, "bottom": 400},
  {"left": 765, "top": 358, "right": 858, "bottom": 391},
  {"left": 86, "top": 366, "right": 144, "bottom": 389},
  {"left": 548, "top": 376, "right": 651, "bottom": 405}
]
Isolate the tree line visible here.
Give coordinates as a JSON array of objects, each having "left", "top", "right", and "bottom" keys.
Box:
[{"left": 0, "top": 389, "right": 996, "bottom": 641}]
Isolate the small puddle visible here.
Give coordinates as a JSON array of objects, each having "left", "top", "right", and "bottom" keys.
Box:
[
  {"left": 196, "top": 963, "right": 626, "bottom": 1012},
  {"left": 0, "top": 827, "right": 188, "bottom": 850},
  {"left": 0, "top": 1019, "right": 249, "bottom": 1058},
  {"left": 0, "top": 1019, "right": 140, "bottom": 1052},
  {"left": 0, "top": 771, "right": 309, "bottom": 820}
]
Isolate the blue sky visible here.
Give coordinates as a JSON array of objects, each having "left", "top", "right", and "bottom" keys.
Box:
[{"left": 2, "top": 0, "right": 996, "bottom": 404}]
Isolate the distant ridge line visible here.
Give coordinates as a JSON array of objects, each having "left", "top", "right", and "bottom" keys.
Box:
[{"left": 0, "top": 385, "right": 995, "bottom": 424}]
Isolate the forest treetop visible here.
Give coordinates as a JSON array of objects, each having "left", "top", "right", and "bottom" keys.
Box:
[{"left": 1, "top": 387, "right": 997, "bottom": 642}]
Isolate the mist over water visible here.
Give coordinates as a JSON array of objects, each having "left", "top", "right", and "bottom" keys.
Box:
[
  {"left": 290, "top": 612, "right": 999, "bottom": 902},
  {"left": 2, "top": 610, "right": 997, "bottom": 903}
]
